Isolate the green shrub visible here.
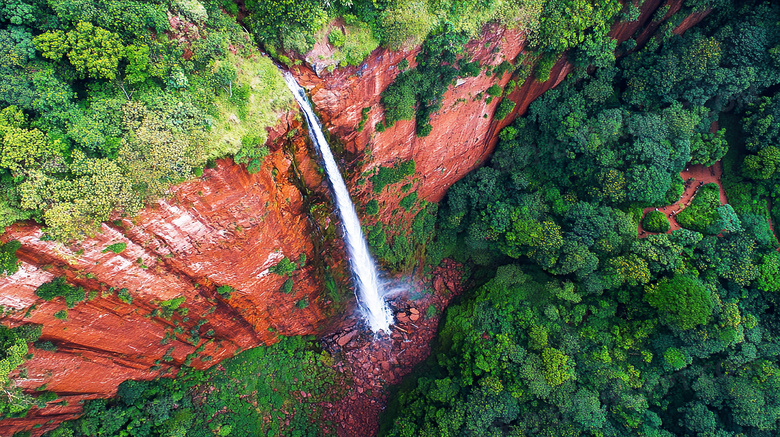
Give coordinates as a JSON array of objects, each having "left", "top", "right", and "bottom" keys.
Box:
[
  {"left": 486, "top": 84, "right": 502, "bottom": 97},
  {"left": 339, "top": 20, "right": 379, "bottom": 66},
  {"left": 53, "top": 310, "right": 67, "bottom": 320},
  {"left": 495, "top": 98, "right": 516, "bottom": 120},
  {"left": 35, "top": 278, "right": 84, "bottom": 309},
  {"left": 328, "top": 29, "right": 346, "bottom": 47},
  {"left": 117, "top": 288, "right": 132, "bottom": 304},
  {"left": 235, "top": 134, "right": 270, "bottom": 174},
  {"left": 643, "top": 211, "right": 671, "bottom": 233},
  {"left": 295, "top": 299, "right": 308, "bottom": 309},
  {"left": 14, "top": 325, "right": 42, "bottom": 343},
  {"left": 173, "top": 0, "right": 208, "bottom": 23},
  {"left": 281, "top": 278, "right": 293, "bottom": 294},
  {"left": 269, "top": 257, "right": 297, "bottom": 276},
  {"left": 102, "top": 242, "right": 127, "bottom": 254},
  {"left": 34, "top": 341, "right": 57, "bottom": 352},
  {"left": 216, "top": 285, "right": 233, "bottom": 299},
  {"left": 400, "top": 192, "right": 418, "bottom": 211},
  {"left": 663, "top": 174, "right": 686, "bottom": 205},
  {"left": 535, "top": 53, "right": 558, "bottom": 82},
  {"left": 371, "top": 160, "right": 416, "bottom": 193},
  {"left": 365, "top": 199, "right": 379, "bottom": 215},
  {"left": 358, "top": 107, "right": 370, "bottom": 131},
  {"left": 379, "top": 0, "right": 434, "bottom": 51},
  {"left": 0, "top": 240, "right": 21, "bottom": 276}
]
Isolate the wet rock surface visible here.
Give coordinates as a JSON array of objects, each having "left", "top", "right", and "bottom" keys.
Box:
[{"left": 320, "top": 259, "right": 465, "bottom": 437}]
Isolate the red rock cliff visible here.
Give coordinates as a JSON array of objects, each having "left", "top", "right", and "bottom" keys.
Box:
[
  {"left": 0, "top": 114, "right": 342, "bottom": 434},
  {"left": 0, "top": 1, "right": 713, "bottom": 434},
  {"left": 292, "top": 0, "right": 711, "bottom": 210}
]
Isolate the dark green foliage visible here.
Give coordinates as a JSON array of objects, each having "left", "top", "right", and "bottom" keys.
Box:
[
  {"left": 643, "top": 211, "right": 670, "bottom": 233},
  {"left": 269, "top": 257, "right": 297, "bottom": 276},
  {"left": 13, "top": 324, "right": 41, "bottom": 343},
  {"left": 216, "top": 285, "right": 233, "bottom": 299},
  {"left": 387, "top": 5, "right": 780, "bottom": 437},
  {"left": 399, "top": 192, "right": 417, "bottom": 211},
  {"left": 117, "top": 288, "right": 132, "bottom": 304},
  {"left": 365, "top": 199, "right": 379, "bottom": 215},
  {"left": 53, "top": 310, "right": 67, "bottom": 320},
  {"left": 102, "top": 242, "right": 127, "bottom": 254},
  {"left": 485, "top": 84, "right": 502, "bottom": 97},
  {"left": 35, "top": 278, "right": 84, "bottom": 309},
  {"left": 534, "top": 52, "right": 558, "bottom": 81},
  {"left": 371, "top": 160, "right": 416, "bottom": 193},
  {"left": 0, "top": 240, "right": 20, "bottom": 275},
  {"left": 280, "top": 278, "right": 293, "bottom": 294},
  {"left": 49, "top": 336, "right": 339, "bottom": 436},
  {"left": 33, "top": 341, "right": 56, "bottom": 352}
]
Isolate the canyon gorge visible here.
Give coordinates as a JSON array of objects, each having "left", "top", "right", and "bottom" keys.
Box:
[{"left": 0, "top": 0, "right": 711, "bottom": 434}]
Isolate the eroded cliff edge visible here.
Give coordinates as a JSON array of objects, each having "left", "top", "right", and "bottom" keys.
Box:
[
  {"left": 0, "top": 0, "right": 711, "bottom": 433},
  {"left": 0, "top": 113, "right": 348, "bottom": 432}
]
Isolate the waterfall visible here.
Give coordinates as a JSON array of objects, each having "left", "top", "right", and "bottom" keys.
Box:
[{"left": 281, "top": 71, "right": 394, "bottom": 334}]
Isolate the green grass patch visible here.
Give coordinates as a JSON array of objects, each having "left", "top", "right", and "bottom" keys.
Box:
[
  {"left": 48, "top": 336, "right": 340, "bottom": 436},
  {"left": 206, "top": 54, "right": 293, "bottom": 160},
  {"left": 371, "top": 160, "right": 416, "bottom": 193},
  {"left": 102, "top": 242, "right": 127, "bottom": 254}
]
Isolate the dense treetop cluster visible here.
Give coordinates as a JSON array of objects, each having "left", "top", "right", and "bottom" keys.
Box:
[
  {"left": 383, "top": 2, "right": 780, "bottom": 436},
  {"left": 0, "top": 0, "right": 291, "bottom": 241},
  {"left": 4, "top": 0, "right": 780, "bottom": 436}
]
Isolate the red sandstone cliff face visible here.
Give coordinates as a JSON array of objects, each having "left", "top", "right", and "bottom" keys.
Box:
[
  {"left": 0, "top": 114, "right": 341, "bottom": 434},
  {"left": 292, "top": 0, "right": 711, "bottom": 211},
  {"left": 0, "top": 1, "right": 714, "bottom": 434}
]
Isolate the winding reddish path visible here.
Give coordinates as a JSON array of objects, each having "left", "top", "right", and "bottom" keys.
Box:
[{"left": 638, "top": 162, "right": 728, "bottom": 237}]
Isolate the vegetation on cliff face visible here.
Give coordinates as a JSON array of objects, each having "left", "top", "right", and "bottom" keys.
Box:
[
  {"left": 3, "top": 0, "right": 779, "bottom": 435},
  {"left": 44, "top": 336, "right": 340, "bottom": 437},
  {"left": 383, "top": 2, "right": 780, "bottom": 435},
  {"left": 0, "top": 0, "right": 292, "bottom": 241}
]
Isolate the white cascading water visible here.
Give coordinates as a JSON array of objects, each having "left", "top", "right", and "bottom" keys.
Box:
[{"left": 282, "top": 71, "right": 394, "bottom": 334}]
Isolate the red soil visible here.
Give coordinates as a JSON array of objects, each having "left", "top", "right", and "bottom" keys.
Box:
[{"left": 638, "top": 162, "right": 728, "bottom": 237}]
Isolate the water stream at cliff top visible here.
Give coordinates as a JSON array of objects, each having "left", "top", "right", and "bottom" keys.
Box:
[{"left": 282, "top": 71, "right": 394, "bottom": 334}]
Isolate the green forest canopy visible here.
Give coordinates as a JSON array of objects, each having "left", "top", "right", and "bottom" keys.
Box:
[{"left": 2, "top": 0, "right": 780, "bottom": 436}]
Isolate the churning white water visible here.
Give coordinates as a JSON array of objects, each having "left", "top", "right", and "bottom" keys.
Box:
[{"left": 282, "top": 72, "right": 394, "bottom": 334}]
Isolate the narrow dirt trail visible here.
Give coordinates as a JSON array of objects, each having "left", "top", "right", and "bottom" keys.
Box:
[{"left": 638, "top": 161, "right": 728, "bottom": 237}]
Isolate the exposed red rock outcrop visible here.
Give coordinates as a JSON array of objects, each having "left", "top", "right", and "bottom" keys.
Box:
[
  {"left": 0, "top": 2, "right": 715, "bottom": 434},
  {"left": 0, "top": 115, "right": 339, "bottom": 435},
  {"left": 292, "top": 0, "right": 712, "bottom": 211}
]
